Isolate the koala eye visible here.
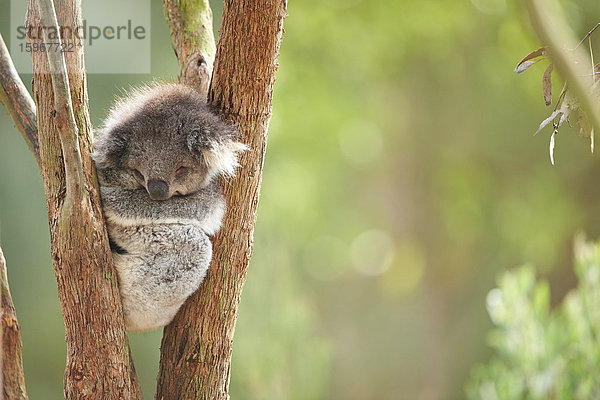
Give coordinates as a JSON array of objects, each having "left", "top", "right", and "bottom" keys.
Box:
[
  {"left": 175, "top": 166, "right": 190, "bottom": 176},
  {"left": 131, "top": 169, "right": 144, "bottom": 181}
]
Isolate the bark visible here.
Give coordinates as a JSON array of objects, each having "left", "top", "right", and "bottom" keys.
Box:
[
  {"left": 25, "top": 0, "right": 141, "bottom": 398},
  {"left": 156, "top": 0, "right": 287, "bottom": 398},
  {"left": 1, "top": 246, "right": 28, "bottom": 400},
  {"left": 0, "top": 34, "right": 39, "bottom": 167},
  {"left": 163, "top": 0, "right": 216, "bottom": 96}
]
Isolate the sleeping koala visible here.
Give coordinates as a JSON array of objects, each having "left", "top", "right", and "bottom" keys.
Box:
[{"left": 92, "top": 83, "right": 246, "bottom": 331}]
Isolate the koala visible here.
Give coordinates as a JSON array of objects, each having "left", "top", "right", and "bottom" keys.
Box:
[{"left": 92, "top": 83, "right": 246, "bottom": 331}]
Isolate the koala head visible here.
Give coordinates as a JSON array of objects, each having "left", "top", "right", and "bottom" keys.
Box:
[{"left": 93, "top": 83, "right": 247, "bottom": 200}]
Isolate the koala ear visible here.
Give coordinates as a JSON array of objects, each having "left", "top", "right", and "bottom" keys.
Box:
[
  {"left": 202, "top": 139, "right": 249, "bottom": 178},
  {"left": 187, "top": 128, "right": 212, "bottom": 154},
  {"left": 92, "top": 128, "right": 129, "bottom": 169}
]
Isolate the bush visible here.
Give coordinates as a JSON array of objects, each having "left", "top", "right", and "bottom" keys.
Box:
[{"left": 466, "top": 236, "right": 600, "bottom": 399}]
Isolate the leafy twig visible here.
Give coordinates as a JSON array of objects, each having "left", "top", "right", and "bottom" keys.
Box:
[{"left": 526, "top": 0, "right": 600, "bottom": 138}]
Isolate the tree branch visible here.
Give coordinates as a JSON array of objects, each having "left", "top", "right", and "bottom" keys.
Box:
[
  {"left": 526, "top": 0, "right": 600, "bottom": 135},
  {"left": 26, "top": 0, "right": 141, "bottom": 397},
  {"left": 0, "top": 245, "right": 28, "bottom": 400},
  {"left": 163, "top": 0, "right": 216, "bottom": 96},
  {"left": 0, "top": 34, "right": 39, "bottom": 167},
  {"left": 35, "top": 0, "right": 85, "bottom": 202},
  {"left": 156, "top": 0, "right": 287, "bottom": 398}
]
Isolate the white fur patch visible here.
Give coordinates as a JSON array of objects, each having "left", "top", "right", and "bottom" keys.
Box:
[
  {"left": 199, "top": 197, "right": 226, "bottom": 235},
  {"left": 203, "top": 141, "right": 248, "bottom": 180}
]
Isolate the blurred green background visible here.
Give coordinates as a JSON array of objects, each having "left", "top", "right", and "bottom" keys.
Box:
[{"left": 2, "top": 0, "right": 600, "bottom": 398}]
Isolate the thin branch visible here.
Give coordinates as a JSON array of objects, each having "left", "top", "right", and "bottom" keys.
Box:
[
  {"left": 35, "top": 0, "right": 85, "bottom": 202},
  {"left": 574, "top": 22, "right": 600, "bottom": 50},
  {"left": 163, "top": 0, "right": 216, "bottom": 96},
  {"left": 527, "top": 0, "right": 600, "bottom": 136},
  {"left": 0, "top": 34, "right": 39, "bottom": 167},
  {"left": 0, "top": 245, "right": 28, "bottom": 400}
]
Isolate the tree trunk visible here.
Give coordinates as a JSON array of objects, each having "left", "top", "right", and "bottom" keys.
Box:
[
  {"left": 156, "top": 0, "right": 287, "bottom": 398},
  {"left": 1, "top": 246, "right": 28, "bottom": 400},
  {"left": 25, "top": 0, "right": 141, "bottom": 398}
]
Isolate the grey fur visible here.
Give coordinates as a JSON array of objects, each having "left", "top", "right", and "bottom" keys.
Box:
[{"left": 92, "top": 83, "right": 246, "bottom": 331}]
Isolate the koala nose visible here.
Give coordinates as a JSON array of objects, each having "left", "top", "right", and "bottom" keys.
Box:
[{"left": 147, "top": 180, "right": 170, "bottom": 201}]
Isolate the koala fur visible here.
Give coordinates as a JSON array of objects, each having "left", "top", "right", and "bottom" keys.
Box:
[{"left": 92, "top": 83, "right": 246, "bottom": 331}]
